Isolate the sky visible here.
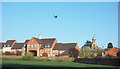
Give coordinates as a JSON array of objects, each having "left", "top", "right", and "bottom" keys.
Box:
[{"left": 2, "top": 2, "right": 118, "bottom": 48}]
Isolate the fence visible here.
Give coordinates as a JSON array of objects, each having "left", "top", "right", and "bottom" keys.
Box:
[{"left": 73, "top": 57, "right": 120, "bottom": 66}]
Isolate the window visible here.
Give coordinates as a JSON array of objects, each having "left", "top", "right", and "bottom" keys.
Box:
[
  {"left": 45, "top": 50, "right": 47, "bottom": 53},
  {"left": 48, "top": 49, "right": 50, "bottom": 52},
  {"left": 28, "top": 45, "right": 30, "bottom": 48},
  {"left": 35, "top": 45, "right": 37, "bottom": 47},
  {"left": 40, "top": 49, "right": 43, "bottom": 52},
  {"left": 7, "top": 45, "right": 10, "bottom": 47},
  {"left": 56, "top": 50, "right": 58, "bottom": 53},
  {"left": 53, "top": 50, "right": 55, "bottom": 53},
  {"left": 24, "top": 44, "right": 26, "bottom": 47},
  {"left": 48, "top": 45, "right": 50, "bottom": 48},
  {"left": 14, "top": 49, "right": 16, "bottom": 51},
  {"left": 40, "top": 54, "right": 42, "bottom": 56},
  {"left": 17, "top": 49, "right": 19, "bottom": 51},
  {"left": 4, "top": 45, "right": 6, "bottom": 47},
  {"left": 53, "top": 55, "right": 55, "bottom": 57},
  {"left": 45, "top": 45, "right": 47, "bottom": 48},
  {"left": 48, "top": 54, "right": 50, "bottom": 57},
  {"left": 32, "top": 45, "right": 34, "bottom": 48},
  {"left": 60, "top": 50, "right": 62, "bottom": 53},
  {"left": 24, "top": 48, "right": 25, "bottom": 51},
  {"left": 19, "top": 49, "right": 22, "bottom": 51}
]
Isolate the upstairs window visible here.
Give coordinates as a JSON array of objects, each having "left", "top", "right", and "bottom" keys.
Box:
[
  {"left": 45, "top": 50, "right": 47, "bottom": 53},
  {"left": 53, "top": 50, "right": 55, "bottom": 53},
  {"left": 35, "top": 45, "right": 37, "bottom": 47},
  {"left": 56, "top": 50, "right": 58, "bottom": 53},
  {"left": 28, "top": 45, "right": 30, "bottom": 48},
  {"left": 4, "top": 45, "right": 6, "bottom": 47},
  {"left": 32, "top": 45, "right": 34, "bottom": 48},
  {"left": 24, "top": 44, "right": 26, "bottom": 47},
  {"left": 45, "top": 45, "right": 47, "bottom": 48},
  {"left": 40, "top": 49, "right": 43, "bottom": 52},
  {"left": 7, "top": 45, "right": 10, "bottom": 47},
  {"left": 48, "top": 45, "right": 50, "bottom": 48}
]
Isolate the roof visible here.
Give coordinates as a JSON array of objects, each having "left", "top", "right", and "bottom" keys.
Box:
[
  {"left": 33, "top": 37, "right": 56, "bottom": 48},
  {"left": 5, "top": 40, "right": 16, "bottom": 47},
  {"left": 12, "top": 43, "right": 24, "bottom": 49},
  {"left": 53, "top": 43, "right": 78, "bottom": 55},
  {"left": 24, "top": 40, "right": 30, "bottom": 44}
]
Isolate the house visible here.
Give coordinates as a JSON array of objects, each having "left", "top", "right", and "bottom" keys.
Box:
[
  {"left": 2, "top": 40, "right": 17, "bottom": 53},
  {"left": 53, "top": 43, "right": 80, "bottom": 57},
  {"left": 27, "top": 35, "right": 57, "bottom": 57},
  {"left": 105, "top": 47, "right": 120, "bottom": 56}
]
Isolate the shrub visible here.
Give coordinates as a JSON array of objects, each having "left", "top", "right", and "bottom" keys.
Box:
[
  {"left": 16, "top": 51, "right": 22, "bottom": 56},
  {"left": 5, "top": 51, "right": 11, "bottom": 55},
  {"left": 22, "top": 52, "right": 34, "bottom": 60},
  {"left": 42, "top": 53, "right": 48, "bottom": 57}
]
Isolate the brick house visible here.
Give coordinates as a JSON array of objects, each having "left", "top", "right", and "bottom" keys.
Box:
[{"left": 105, "top": 47, "right": 120, "bottom": 56}]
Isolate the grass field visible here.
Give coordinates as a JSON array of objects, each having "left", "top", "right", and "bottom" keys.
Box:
[{"left": 1, "top": 59, "right": 120, "bottom": 69}]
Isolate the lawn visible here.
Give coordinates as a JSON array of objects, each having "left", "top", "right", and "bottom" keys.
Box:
[{"left": 1, "top": 60, "right": 120, "bottom": 69}]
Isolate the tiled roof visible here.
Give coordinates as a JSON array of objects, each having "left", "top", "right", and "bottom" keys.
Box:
[
  {"left": 33, "top": 37, "right": 56, "bottom": 48},
  {"left": 5, "top": 40, "right": 16, "bottom": 47},
  {"left": 53, "top": 43, "right": 77, "bottom": 55},
  {"left": 11, "top": 43, "right": 24, "bottom": 49}
]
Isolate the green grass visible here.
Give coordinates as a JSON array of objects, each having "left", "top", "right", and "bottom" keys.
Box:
[{"left": 2, "top": 59, "right": 119, "bottom": 68}]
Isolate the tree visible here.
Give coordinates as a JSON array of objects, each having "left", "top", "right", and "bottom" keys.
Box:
[
  {"left": 91, "top": 53, "right": 96, "bottom": 57},
  {"left": 107, "top": 42, "right": 113, "bottom": 48},
  {"left": 97, "top": 50, "right": 102, "bottom": 57},
  {"left": 68, "top": 48, "right": 79, "bottom": 58},
  {"left": 80, "top": 47, "right": 91, "bottom": 58}
]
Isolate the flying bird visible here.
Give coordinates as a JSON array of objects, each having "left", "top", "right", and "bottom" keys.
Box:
[{"left": 54, "top": 15, "right": 58, "bottom": 18}]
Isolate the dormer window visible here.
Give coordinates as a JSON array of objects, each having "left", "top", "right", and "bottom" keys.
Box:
[
  {"left": 4, "top": 45, "right": 6, "bottom": 47},
  {"left": 7, "top": 45, "right": 10, "bottom": 47}
]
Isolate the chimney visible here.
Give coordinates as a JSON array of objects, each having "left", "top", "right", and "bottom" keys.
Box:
[{"left": 39, "top": 34, "right": 41, "bottom": 39}]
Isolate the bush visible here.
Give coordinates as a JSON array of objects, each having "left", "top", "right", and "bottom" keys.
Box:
[
  {"left": 22, "top": 52, "right": 34, "bottom": 60},
  {"left": 42, "top": 53, "right": 48, "bottom": 57},
  {"left": 16, "top": 51, "right": 22, "bottom": 56},
  {"left": 5, "top": 51, "right": 11, "bottom": 55}
]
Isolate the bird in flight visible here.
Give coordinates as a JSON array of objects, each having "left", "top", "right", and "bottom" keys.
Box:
[{"left": 54, "top": 15, "right": 58, "bottom": 18}]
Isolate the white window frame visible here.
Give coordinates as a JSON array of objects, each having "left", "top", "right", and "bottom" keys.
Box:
[
  {"left": 28, "top": 45, "right": 30, "bottom": 48},
  {"left": 24, "top": 44, "right": 26, "bottom": 47},
  {"left": 53, "top": 50, "right": 55, "bottom": 53},
  {"left": 60, "top": 50, "right": 62, "bottom": 53},
  {"left": 24, "top": 48, "right": 25, "bottom": 51},
  {"left": 40, "top": 54, "right": 42, "bottom": 56},
  {"left": 35, "top": 45, "right": 37, "bottom": 47},
  {"left": 48, "top": 49, "right": 50, "bottom": 52},
  {"left": 56, "top": 50, "right": 58, "bottom": 53},
  {"left": 40, "top": 49, "right": 43, "bottom": 52},
  {"left": 7, "top": 45, "right": 10, "bottom": 47},
  {"left": 48, "top": 45, "right": 50, "bottom": 48},
  {"left": 32, "top": 45, "right": 34, "bottom": 48},
  {"left": 19, "top": 49, "right": 22, "bottom": 51}
]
